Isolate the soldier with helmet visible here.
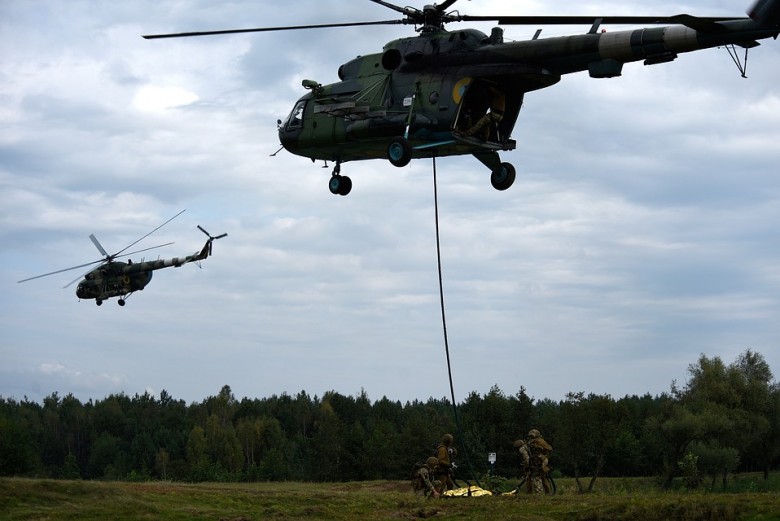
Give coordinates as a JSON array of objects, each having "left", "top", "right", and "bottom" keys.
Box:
[
  {"left": 513, "top": 438, "right": 530, "bottom": 476},
  {"left": 435, "top": 433, "right": 457, "bottom": 491},
  {"left": 411, "top": 457, "right": 441, "bottom": 498},
  {"left": 524, "top": 428, "right": 553, "bottom": 494}
]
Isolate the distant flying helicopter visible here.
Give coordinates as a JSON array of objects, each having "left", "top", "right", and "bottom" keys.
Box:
[
  {"left": 144, "top": 0, "right": 780, "bottom": 196},
  {"left": 17, "top": 211, "right": 227, "bottom": 307}
]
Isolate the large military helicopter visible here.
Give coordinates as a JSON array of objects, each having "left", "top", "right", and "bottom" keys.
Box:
[
  {"left": 144, "top": 0, "right": 780, "bottom": 196},
  {"left": 17, "top": 211, "right": 227, "bottom": 307}
]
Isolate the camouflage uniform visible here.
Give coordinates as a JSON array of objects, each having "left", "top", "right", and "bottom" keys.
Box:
[
  {"left": 434, "top": 433, "right": 456, "bottom": 491},
  {"left": 514, "top": 438, "right": 530, "bottom": 476},
  {"left": 524, "top": 429, "right": 553, "bottom": 494},
  {"left": 466, "top": 86, "right": 506, "bottom": 140},
  {"left": 411, "top": 457, "right": 441, "bottom": 498}
]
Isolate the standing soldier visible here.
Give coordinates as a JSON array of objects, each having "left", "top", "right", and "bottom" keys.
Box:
[
  {"left": 525, "top": 429, "right": 553, "bottom": 494},
  {"left": 514, "top": 438, "right": 530, "bottom": 477},
  {"left": 435, "top": 433, "right": 457, "bottom": 492}
]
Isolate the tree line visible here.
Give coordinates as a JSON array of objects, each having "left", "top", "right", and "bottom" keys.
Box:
[{"left": 1, "top": 349, "right": 778, "bottom": 489}]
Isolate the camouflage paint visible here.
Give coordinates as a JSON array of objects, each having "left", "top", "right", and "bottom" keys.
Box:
[{"left": 278, "top": 16, "right": 778, "bottom": 166}]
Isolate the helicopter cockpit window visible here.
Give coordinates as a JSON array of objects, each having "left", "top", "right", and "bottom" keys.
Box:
[{"left": 285, "top": 101, "right": 306, "bottom": 130}]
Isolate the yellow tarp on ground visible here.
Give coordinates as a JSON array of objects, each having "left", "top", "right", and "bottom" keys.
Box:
[{"left": 442, "top": 486, "right": 493, "bottom": 497}]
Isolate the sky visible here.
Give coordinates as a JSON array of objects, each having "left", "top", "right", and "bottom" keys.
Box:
[{"left": 2, "top": 0, "right": 779, "bottom": 407}]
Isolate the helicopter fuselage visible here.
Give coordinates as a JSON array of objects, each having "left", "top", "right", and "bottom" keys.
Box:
[
  {"left": 279, "top": 28, "right": 531, "bottom": 164},
  {"left": 76, "top": 262, "right": 154, "bottom": 302},
  {"left": 278, "top": 17, "right": 778, "bottom": 188}
]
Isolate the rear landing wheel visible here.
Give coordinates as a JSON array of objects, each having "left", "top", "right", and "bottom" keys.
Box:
[
  {"left": 118, "top": 299, "right": 126, "bottom": 306},
  {"left": 96, "top": 299, "right": 103, "bottom": 306},
  {"left": 490, "top": 162, "right": 516, "bottom": 191},
  {"left": 328, "top": 174, "right": 352, "bottom": 196}
]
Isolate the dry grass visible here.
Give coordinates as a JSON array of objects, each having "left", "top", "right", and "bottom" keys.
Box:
[{"left": 1, "top": 477, "right": 779, "bottom": 521}]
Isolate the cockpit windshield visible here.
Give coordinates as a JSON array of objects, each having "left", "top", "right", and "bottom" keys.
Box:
[{"left": 283, "top": 100, "right": 305, "bottom": 130}]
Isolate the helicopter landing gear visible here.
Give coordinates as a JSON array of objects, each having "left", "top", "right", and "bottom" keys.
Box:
[
  {"left": 474, "top": 151, "right": 516, "bottom": 191},
  {"left": 490, "top": 162, "right": 516, "bottom": 191},
  {"left": 387, "top": 137, "right": 412, "bottom": 167},
  {"left": 328, "top": 162, "right": 352, "bottom": 196},
  {"left": 96, "top": 298, "right": 103, "bottom": 306},
  {"left": 329, "top": 175, "right": 352, "bottom": 196},
  {"left": 118, "top": 299, "right": 126, "bottom": 306}
]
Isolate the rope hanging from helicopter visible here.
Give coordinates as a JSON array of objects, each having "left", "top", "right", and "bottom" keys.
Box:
[{"left": 431, "top": 152, "right": 482, "bottom": 490}]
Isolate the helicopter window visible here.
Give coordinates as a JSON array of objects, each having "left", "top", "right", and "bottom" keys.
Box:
[{"left": 286, "top": 101, "right": 306, "bottom": 130}]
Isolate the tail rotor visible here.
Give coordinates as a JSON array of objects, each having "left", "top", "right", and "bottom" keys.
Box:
[{"left": 197, "top": 225, "right": 228, "bottom": 256}]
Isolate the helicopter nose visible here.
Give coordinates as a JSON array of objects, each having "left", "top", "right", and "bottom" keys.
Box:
[
  {"left": 278, "top": 128, "right": 299, "bottom": 154},
  {"left": 76, "top": 281, "right": 98, "bottom": 299}
]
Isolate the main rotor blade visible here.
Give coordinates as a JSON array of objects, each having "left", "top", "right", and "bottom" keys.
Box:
[
  {"left": 89, "top": 234, "right": 109, "bottom": 257},
  {"left": 458, "top": 14, "right": 745, "bottom": 25},
  {"left": 112, "top": 209, "right": 185, "bottom": 258},
  {"left": 437, "top": 0, "right": 461, "bottom": 13},
  {"left": 115, "top": 242, "right": 175, "bottom": 259},
  {"left": 18, "top": 242, "right": 174, "bottom": 286},
  {"left": 143, "top": 19, "right": 406, "bottom": 39},
  {"left": 17, "top": 258, "right": 106, "bottom": 284},
  {"left": 63, "top": 267, "right": 95, "bottom": 289},
  {"left": 18, "top": 212, "right": 183, "bottom": 284},
  {"left": 368, "top": 0, "right": 413, "bottom": 16}
]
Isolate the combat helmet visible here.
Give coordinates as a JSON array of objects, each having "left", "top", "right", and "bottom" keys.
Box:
[
  {"left": 426, "top": 456, "right": 439, "bottom": 468},
  {"left": 528, "top": 429, "right": 541, "bottom": 438},
  {"left": 441, "top": 433, "right": 454, "bottom": 445}
]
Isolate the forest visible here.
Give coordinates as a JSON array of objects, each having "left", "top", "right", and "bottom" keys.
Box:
[{"left": 1, "top": 349, "right": 778, "bottom": 491}]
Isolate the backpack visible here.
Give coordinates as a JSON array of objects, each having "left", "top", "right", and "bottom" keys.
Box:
[{"left": 410, "top": 460, "right": 426, "bottom": 480}]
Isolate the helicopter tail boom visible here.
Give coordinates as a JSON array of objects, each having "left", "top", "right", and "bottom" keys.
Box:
[
  {"left": 119, "top": 242, "right": 214, "bottom": 273},
  {"left": 115, "top": 226, "right": 227, "bottom": 274}
]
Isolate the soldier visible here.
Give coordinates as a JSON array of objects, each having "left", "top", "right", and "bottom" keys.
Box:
[
  {"left": 435, "top": 433, "right": 457, "bottom": 491},
  {"left": 514, "top": 438, "right": 530, "bottom": 476},
  {"left": 465, "top": 85, "right": 505, "bottom": 141},
  {"left": 411, "top": 457, "right": 441, "bottom": 498},
  {"left": 525, "top": 428, "right": 553, "bottom": 494}
]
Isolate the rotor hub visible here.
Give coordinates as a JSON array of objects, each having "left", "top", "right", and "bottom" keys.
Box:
[{"left": 420, "top": 5, "right": 445, "bottom": 30}]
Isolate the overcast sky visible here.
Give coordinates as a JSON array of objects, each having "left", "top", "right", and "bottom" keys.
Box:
[{"left": 2, "top": 0, "right": 779, "bottom": 407}]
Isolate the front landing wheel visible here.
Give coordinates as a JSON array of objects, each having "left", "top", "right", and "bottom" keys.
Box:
[
  {"left": 490, "top": 162, "right": 516, "bottom": 191},
  {"left": 387, "top": 138, "right": 412, "bottom": 168}
]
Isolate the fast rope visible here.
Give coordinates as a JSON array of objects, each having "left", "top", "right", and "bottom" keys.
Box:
[{"left": 431, "top": 153, "right": 481, "bottom": 489}]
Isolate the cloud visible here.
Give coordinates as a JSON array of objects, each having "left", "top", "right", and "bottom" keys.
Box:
[
  {"left": 133, "top": 85, "right": 199, "bottom": 112},
  {"left": 1, "top": 0, "right": 779, "bottom": 406}
]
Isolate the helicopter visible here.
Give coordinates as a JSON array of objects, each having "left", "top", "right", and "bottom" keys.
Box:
[
  {"left": 17, "top": 211, "right": 227, "bottom": 307},
  {"left": 143, "top": 0, "right": 780, "bottom": 196}
]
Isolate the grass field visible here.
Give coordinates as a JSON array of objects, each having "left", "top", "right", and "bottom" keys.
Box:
[{"left": 1, "top": 477, "right": 779, "bottom": 521}]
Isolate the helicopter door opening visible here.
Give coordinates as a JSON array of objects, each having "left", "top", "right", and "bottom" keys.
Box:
[{"left": 453, "top": 79, "right": 520, "bottom": 145}]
